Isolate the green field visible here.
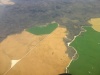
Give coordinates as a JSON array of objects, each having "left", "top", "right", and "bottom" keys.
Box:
[
  {"left": 27, "top": 23, "right": 58, "bottom": 35},
  {"left": 69, "top": 27, "right": 100, "bottom": 75}
]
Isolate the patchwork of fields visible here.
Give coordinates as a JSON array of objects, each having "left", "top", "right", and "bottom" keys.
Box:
[
  {"left": 0, "top": 23, "right": 70, "bottom": 75},
  {"left": 1, "top": 18, "right": 100, "bottom": 75}
]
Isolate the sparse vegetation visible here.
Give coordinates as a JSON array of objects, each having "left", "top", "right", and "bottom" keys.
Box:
[{"left": 0, "top": 0, "right": 100, "bottom": 42}]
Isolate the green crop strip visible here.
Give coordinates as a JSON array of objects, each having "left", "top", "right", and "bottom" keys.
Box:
[{"left": 27, "top": 23, "right": 58, "bottom": 35}]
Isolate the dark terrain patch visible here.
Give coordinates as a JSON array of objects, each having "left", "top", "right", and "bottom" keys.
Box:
[{"left": 0, "top": 0, "right": 100, "bottom": 58}]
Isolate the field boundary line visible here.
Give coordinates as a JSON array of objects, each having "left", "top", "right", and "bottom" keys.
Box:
[{"left": 4, "top": 24, "right": 59, "bottom": 75}]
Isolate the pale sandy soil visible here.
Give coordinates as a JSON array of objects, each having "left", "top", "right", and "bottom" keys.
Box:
[
  {"left": 0, "top": 52, "right": 11, "bottom": 75},
  {"left": 5, "top": 27, "right": 70, "bottom": 75},
  {"left": 0, "top": 31, "right": 46, "bottom": 75},
  {"left": 88, "top": 18, "right": 100, "bottom": 32},
  {"left": 0, "top": 0, "right": 15, "bottom": 5}
]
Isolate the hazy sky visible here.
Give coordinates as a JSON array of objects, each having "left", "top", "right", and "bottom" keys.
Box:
[{"left": 0, "top": 0, "right": 15, "bottom": 5}]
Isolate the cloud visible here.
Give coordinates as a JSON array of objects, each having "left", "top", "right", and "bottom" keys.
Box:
[{"left": 0, "top": 0, "right": 15, "bottom": 5}]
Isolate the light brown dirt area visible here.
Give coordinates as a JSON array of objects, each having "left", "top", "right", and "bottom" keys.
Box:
[
  {"left": 0, "top": 0, "right": 15, "bottom": 5},
  {"left": 0, "top": 31, "right": 46, "bottom": 75},
  {"left": 88, "top": 18, "right": 100, "bottom": 32},
  {"left": 5, "top": 27, "right": 70, "bottom": 75}
]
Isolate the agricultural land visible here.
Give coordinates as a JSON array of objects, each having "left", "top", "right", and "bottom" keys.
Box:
[
  {"left": 68, "top": 18, "right": 100, "bottom": 75},
  {"left": 0, "top": 23, "right": 70, "bottom": 75}
]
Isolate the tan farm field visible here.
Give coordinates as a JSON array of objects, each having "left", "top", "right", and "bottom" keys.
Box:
[
  {"left": 0, "top": 31, "right": 46, "bottom": 75},
  {"left": 0, "top": 26, "right": 70, "bottom": 75},
  {"left": 88, "top": 18, "right": 100, "bottom": 32}
]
